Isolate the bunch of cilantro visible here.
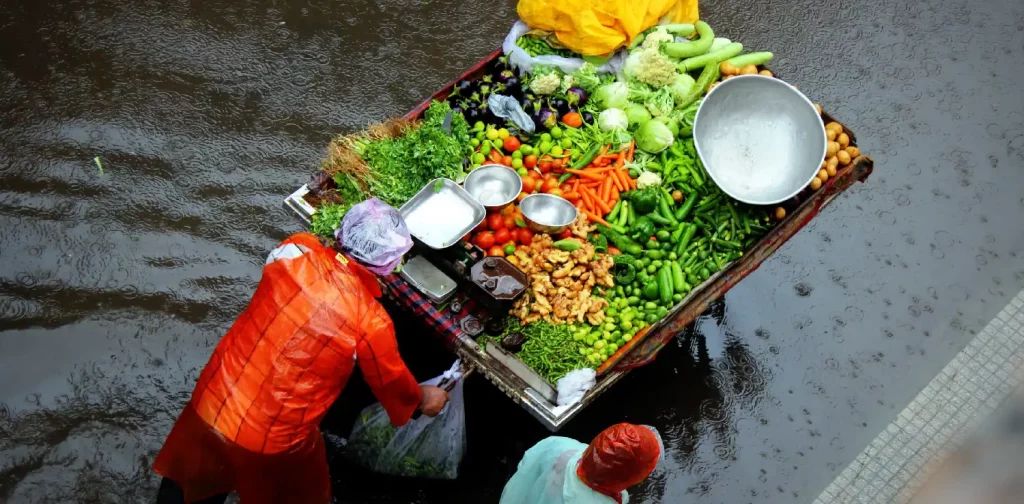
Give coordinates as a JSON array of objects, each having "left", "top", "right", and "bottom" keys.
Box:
[{"left": 356, "top": 101, "right": 471, "bottom": 207}]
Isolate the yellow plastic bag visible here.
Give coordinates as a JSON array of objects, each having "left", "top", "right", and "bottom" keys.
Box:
[{"left": 517, "top": 0, "right": 699, "bottom": 56}]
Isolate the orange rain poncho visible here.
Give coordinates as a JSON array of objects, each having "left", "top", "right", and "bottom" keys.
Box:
[{"left": 153, "top": 232, "right": 423, "bottom": 503}]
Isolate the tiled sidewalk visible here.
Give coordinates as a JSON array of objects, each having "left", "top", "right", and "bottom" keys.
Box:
[{"left": 814, "top": 290, "right": 1024, "bottom": 503}]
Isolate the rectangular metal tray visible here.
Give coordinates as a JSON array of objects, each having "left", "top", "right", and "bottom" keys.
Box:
[
  {"left": 399, "top": 255, "right": 457, "bottom": 304},
  {"left": 399, "top": 178, "right": 485, "bottom": 250}
]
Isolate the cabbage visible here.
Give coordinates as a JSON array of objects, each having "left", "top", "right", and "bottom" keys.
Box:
[
  {"left": 668, "top": 73, "right": 696, "bottom": 102},
  {"left": 624, "top": 103, "right": 652, "bottom": 129},
  {"left": 598, "top": 108, "right": 629, "bottom": 132},
  {"left": 593, "top": 82, "right": 629, "bottom": 110},
  {"left": 635, "top": 120, "right": 674, "bottom": 154}
]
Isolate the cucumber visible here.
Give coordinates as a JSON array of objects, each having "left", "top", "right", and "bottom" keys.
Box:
[
  {"left": 726, "top": 51, "right": 774, "bottom": 68},
  {"left": 679, "top": 42, "right": 744, "bottom": 72},
  {"left": 663, "top": 21, "right": 714, "bottom": 59}
]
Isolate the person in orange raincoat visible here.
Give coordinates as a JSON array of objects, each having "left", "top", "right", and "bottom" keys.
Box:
[
  {"left": 499, "top": 423, "right": 663, "bottom": 504},
  {"left": 153, "top": 198, "right": 449, "bottom": 504}
]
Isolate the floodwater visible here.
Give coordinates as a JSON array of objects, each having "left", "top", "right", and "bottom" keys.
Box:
[{"left": 2, "top": 0, "right": 1024, "bottom": 502}]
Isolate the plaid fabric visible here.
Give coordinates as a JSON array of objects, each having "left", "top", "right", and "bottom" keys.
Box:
[{"left": 380, "top": 274, "right": 484, "bottom": 349}]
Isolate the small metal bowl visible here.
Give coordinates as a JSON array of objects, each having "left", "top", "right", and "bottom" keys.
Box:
[
  {"left": 519, "top": 194, "right": 578, "bottom": 234},
  {"left": 463, "top": 164, "right": 522, "bottom": 210},
  {"left": 693, "top": 75, "right": 827, "bottom": 205}
]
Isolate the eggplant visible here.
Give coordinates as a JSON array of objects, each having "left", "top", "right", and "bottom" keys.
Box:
[
  {"left": 582, "top": 111, "right": 595, "bottom": 124},
  {"left": 534, "top": 109, "right": 558, "bottom": 130},
  {"left": 565, "top": 87, "right": 587, "bottom": 107},
  {"left": 451, "top": 104, "right": 464, "bottom": 117},
  {"left": 497, "top": 69, "right": 516, "bottom": 84},
  {"left": 464, "top": 107, "right": 481, "bottom": 122},
  {"left": 549, "top": 98, "right": 569, "bottom": 115},
  {"left": 504, "top": 76, "right": 523, "bottom": 97}
]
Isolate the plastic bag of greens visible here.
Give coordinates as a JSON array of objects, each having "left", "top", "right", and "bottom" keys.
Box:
[
  {"left": 503, "top": 21, "right": 626, "bottom": 75},
  {"left": 346, "top": 361, "right": 466, "bottom": 479}
]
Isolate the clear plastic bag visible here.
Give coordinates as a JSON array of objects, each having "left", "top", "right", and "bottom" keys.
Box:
[
  {"left": 502, "top": 21, "right": 626, "bottom": 75},
  {"left": 346, "top": 361, "right": 466, "bottom": 479},
  {"left": 336, "top": 197, "right": 413, "bottom": 275}
]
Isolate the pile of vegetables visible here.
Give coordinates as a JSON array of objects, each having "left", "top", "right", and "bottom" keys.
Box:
[{"left": 302, "top": 17, "right": 861, "bottom": 387}]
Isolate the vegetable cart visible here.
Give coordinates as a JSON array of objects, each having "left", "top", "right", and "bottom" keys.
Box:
[{"left": 286, "top": 40, "right": 873, "bottom": 430}]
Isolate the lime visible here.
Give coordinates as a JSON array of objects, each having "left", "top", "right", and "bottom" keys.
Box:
[
  {"left": 512, "top": 150, "right": 523, "bottom": 159},
  {"left": 486, "top": 129, "right": 499, "bottom": 141},
  {"left": 511, "top": 158, "right": 523, "bottom": 169},
  {"left": 550, "top": 145, "right": 564, "bottom": 156},
  {"left": 560, "top": 138, "right": 573, "bottom": 149},
  {"left": 540, "top": 133, "right": 552, "bottom": 143},
  {"left": 471, "top": 152, "right": 485, "bottom": 164},
  {"left": 550, "top": 126, "right": 563, "bottom": 139},
  {"left": 497, "top": 128, "right": 510, "bottom": 139}
]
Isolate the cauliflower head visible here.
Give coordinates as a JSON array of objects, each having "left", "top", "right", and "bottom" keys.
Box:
[
  {"left": 623, "top": 47, "right": 678, "bottom": 88},
  {"left": 636, "top": 171, "right": 663, "bottom": 189},
  {"left": 641, "top": 28, "right": 675, "bottom": 51},
  {"left": 529, "top": 73, "right": 561, "bottom": 95}
]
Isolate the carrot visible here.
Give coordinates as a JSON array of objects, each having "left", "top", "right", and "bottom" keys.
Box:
[
  {"left": 610, "top": 169, "right": 625, "bottom": 191},
  {"left": 600, "top": 176, "right": 614, "bottom": 201},
  {"left": 616, "top": 169, "right": 632, "bottom": 190},
  {"left": 584, "top": 210, "right": 613, "bottom": 227},
  {"left": 611, "top": 185, "right": 620, "bottom": 202},
  {"left": 566, "top": 168, "right": 605, "bottom": 182},
  {"left": 581, "top": 186, "right": 611, "bottom": 214},
  {"left": 624, "top": 141, "right": 635, "bottom": 162},
  {"left": 584, "top": 167, "right": 615, "bottom": 175},
  {"left": 607, "top": 246, "right": 622, "bottom": 255},
  {"left": 627, "top": 174, "right": 637, "bottom": 190},
  {"left": 571, "top": 179, "right": 580, "bottom": 193},
  {"left": 580, "top": 186, "right": 594, "bottom": 209}
]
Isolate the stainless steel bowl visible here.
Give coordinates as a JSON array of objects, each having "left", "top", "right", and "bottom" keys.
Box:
[
  {"left": 463, "top": 164, "right": 522, "bottom": 210},
  {"left": 693, "top": 75, "right": 827, "bottom": 205},
  {"left": 519, "top": 194, "right": 578, "bottom": 234}
]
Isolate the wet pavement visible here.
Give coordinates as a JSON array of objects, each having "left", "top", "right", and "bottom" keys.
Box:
[{"left": 1, "top": 0, "right": 1024, "bottom": 502}]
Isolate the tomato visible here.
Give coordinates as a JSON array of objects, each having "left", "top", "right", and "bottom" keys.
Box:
[
  {"left": 548, "top": 188, "right": 563, "bottom": 198},
  {"left": 503, "top": 244, "right": 516, "bottom": 256},
  {"left": 474, "top": 231, "right": 495, "bottom": 249},
  {"left": 518, "top": 228, "right": 534, "bottom": 246},
  {"left": 523, "top": 154, "right": 538, "bottom": 169},
  {"left": 538, "top": 155, "right": 553, "bottom": 173},
  {"left": 551, "top": 157, "right": 563, "bottom": 170},
  {"left": 516, "top": 191, "right": 529, "bottom": 203},
  {"left": 502, "top": 155, "right": 514, "bottom": 166},
  {"left": 503, "top": 136, "right": 521, "bottom": 152},
  {"left": 557, "top": 229, "right": 573, "bottom": 240},
  {"left": 503, "top": 215, "right": 516, "bottom": 230},
  {"left": 541, "top": 177, "right": 560, "bottom": 193},
  {"left": 521, "top": 176, "right": 536, "bottom": 193},
  {"left": 488, "top": 246, "right": 506, "bottom": 257},
  {"left": 500, "top": 204, "right": 516, "bottom": 216},
  {"left": 462, "top": 233, "right": 471, "bottom": 243},
  {"left": 489, "top": 150, "right": 503, "bottom": 164},
  {"left": 561, "top": 112, "right": 583, "bottom": 128},
  {"left": 487, "top": 213, "right": 505, "bottom": 231},
  {"left": 493, "top": 228, "right": 511, "bottom": 244},
  {"left": 474, "top": 219, "right": 488, "bottom": 232}
]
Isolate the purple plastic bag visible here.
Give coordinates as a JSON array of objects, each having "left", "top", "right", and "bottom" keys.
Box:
[{"left": 336, "top": 198, "right": 413, "bottom": 275}]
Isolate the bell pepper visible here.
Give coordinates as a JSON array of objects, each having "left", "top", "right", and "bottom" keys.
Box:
[{"left": 642, "top": 280, "right": 660, "bottom": 301}]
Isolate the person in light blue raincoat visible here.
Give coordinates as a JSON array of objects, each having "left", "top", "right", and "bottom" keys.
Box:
[{"left": 500, "top": 423, "right": 662, "bottom": 504}]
